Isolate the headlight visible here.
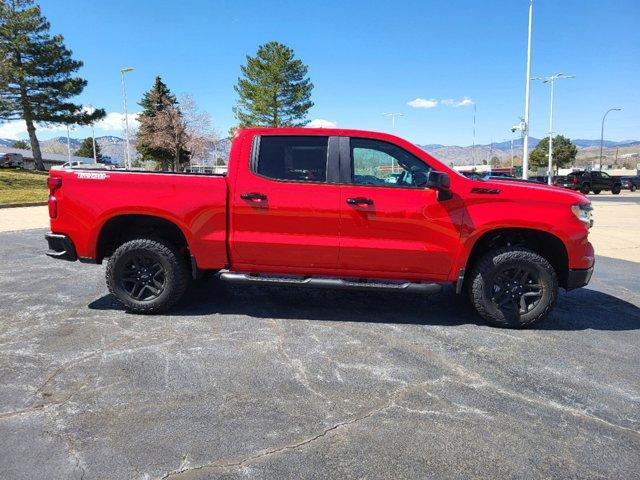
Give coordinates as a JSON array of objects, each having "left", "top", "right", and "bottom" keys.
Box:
[{"left": 571, "top": 203, "right": 593, "bottom": 227}]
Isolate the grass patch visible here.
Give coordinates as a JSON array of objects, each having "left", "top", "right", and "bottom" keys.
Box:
[{"left": 0, "top": 168, "right": 49, "bottom": 205}]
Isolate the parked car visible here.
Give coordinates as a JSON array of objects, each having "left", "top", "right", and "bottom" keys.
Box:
[
  {"left": 619, "top": 176, "right": 640, "bottom": 192},
  {"left": 556, "top": 170, "right": 622, "bottom": 194},
  {"left": 485, "top": 171, "right": 514, "bottom": 179},
  {"left": 62, "top": 160, "right": 85, "bottom": 168},
  {"left": 0, "top": 152, "right": 24, "bottom": 168},
  {"left": 45, "top": 128, "right": 594, "bottom": 328}
]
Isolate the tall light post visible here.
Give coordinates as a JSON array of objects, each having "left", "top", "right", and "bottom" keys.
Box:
[
  {"left": 521, "top": 0, "right": 534, "bottom": 179},
  {"left": 83, "top": 104, "right": 98, "bottom": 163},
  {"left": 66, "top": 124, "right": 74, "bottom": 162},
  {"left": 600, "top": 108, "right": 621, "bottom": 171},
  {"left": 383, "top": 112, "right": 404, "bottom": 131},
  {"left": 120, "top": 67, "right": 134, "bottom": 169},
  {"left": 532, "top": 73, "right": 574, "bottom": 184},
  {"left": 510, "top": 138, "right": 514, "bottom": 171},
  {"left": 472, "top": 103, "right": 477, "bottom": 166},
  {"left": 511, "top": 118, "right": 526, "bottom": 174},
  {"left": 383, "top": 113, "right": 403, "bottom": 173}
]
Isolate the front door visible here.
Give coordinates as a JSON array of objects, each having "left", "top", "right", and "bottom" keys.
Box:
[
  {"left": 230, "top": 134, "right": 341, "bottom": 271},
  {"left": 338, "top": 137, "right": 462, "bottom": 279}
]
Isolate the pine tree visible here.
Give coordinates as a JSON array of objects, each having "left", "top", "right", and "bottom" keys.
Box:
[
  {"left": 0, "top": 0, "right": 105, "bottom": 170},
  {"left": 136, "top": 76, "right": 189, "bottom": 170},
  {"left": 74, "top": 137, "right": 103, "bottom": 162},
  {"left": 234, "top": 41, "right": 313, "bottom": 127},
  {"left": 11, "top": 139, "right": 28, "bottom": 149}
]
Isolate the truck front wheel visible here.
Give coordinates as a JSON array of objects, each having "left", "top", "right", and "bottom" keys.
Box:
[
  {"left": 106, "top": 238, "right": 190, "bottom": 314},
  {"left": 468, "top": 247, "right": 558, "bottom": 328}
]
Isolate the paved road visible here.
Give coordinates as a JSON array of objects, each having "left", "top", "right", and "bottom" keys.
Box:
[{"left": 1, "top": 229, "right": 639, "bottom": 480}]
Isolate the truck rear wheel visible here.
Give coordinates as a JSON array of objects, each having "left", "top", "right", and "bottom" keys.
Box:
[
  {"left": 106, "top": 238, "right": 190, "bottom": 314},
  {"left": 612, "top": 184, "right": 621, "bottom": 195},
  {"left": 468, "top": 247, "right": 558, "bottom": 328},
  {"left": 580, "top": 184, "right": 590, "bottom": 194}
]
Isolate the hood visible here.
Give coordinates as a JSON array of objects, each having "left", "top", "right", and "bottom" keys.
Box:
[{"left": 476, "top": 178, "right": 589, "bottom": 205}]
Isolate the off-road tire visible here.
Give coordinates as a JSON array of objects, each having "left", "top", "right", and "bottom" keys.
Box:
[
  {"left": 468, "top": 247, "right": 558, "bottom": 328},
  {"left": 631, "top": 185, "right": 637, "bottom": 192},
  {"left": 612, "top": 184, "right": 621, "bottom": 195},
  {"left": 579, "top": 183, "right": 590, "bottom": 194},
  {"left": 106, "top": 238, "right": 190, "bottom": 314},
  {"left": 592, "top": 189, "right": 601, "bottom": 194}
]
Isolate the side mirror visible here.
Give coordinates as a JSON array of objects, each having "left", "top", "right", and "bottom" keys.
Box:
[
  {"left": 422, "top": 171, "right": 450, "bottom": 190},
  {"left": 416, "top": 170, "right": 451, "bottom": 201}
]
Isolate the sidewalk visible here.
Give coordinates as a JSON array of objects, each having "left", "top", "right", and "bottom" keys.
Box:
[
  {"left": 0, "top": 206, "right": 49, "bottom": 233},
  {"left": 589, "top": 196, "right": 640, "bottom": 263}
]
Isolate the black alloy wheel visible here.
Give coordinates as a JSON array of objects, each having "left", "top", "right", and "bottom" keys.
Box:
[
  {"left": 117, "top": 253, "right": 166, "bottom": 301},
  {"left": 488, "top": 265, "right": 543, "bottom": 317}
]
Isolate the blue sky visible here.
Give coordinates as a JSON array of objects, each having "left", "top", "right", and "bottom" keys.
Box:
[{"left": 2, "top": 0, "right": 639, "bottom": 146}]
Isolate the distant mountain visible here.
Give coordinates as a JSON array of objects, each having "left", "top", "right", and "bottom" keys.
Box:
[
  {"left": 572, "top": 139, "right": 640, "bottom": 149},
  {"left": 4, "top": 135, "right": 636, "bottom": 168},
  {"left": 419, "top": 137, "right": 640, "bottom": 166}
]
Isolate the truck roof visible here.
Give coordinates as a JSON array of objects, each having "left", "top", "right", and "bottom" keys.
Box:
[{"left": 237, "top": 126, "right": 403, "bottom": 138}]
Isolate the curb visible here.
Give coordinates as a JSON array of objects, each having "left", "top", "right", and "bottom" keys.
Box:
[{"left": 0, "top": 201, "right": 48, "bottom": 209}]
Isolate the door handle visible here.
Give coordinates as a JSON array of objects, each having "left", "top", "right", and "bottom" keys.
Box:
[
  {"left": 346, "top": 197, "right": 374, "bottom": 206},
  {"left": 240, "top": 192, "right": 267, "bottom": 202}
]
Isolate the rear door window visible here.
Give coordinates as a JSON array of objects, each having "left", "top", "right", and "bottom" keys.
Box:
[{"left": 256, "top": 136, "right": 328, "bottom": 182}]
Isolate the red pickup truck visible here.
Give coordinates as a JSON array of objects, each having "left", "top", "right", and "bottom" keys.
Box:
[{"left": 45, "top": 128, "right": 594, "bottom": 327}]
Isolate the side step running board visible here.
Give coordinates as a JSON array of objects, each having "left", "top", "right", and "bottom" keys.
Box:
[{"left": 219, "top": 272, "right": 442, "bottom": 294}]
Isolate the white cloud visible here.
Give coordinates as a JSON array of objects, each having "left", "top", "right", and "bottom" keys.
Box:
[
  {"left": 441, "top": 97, "right": 474, "bottom": 107},
  {"left": 306, "top": 118, "right": 337, "bottom": 128},
  {"left": 0, "top": 121, "right": 28, "bottom": 139},
  {"left": 407, "top": 98, "right": 438, "bottom": 109},
  {"left": 95, "top": 112, "right": 140, "bottom": 131},
  {"left": 0, "top": 120, "right": 67, "bottom": 139},
  {"left": 0, "top": 111, "right": 141, "bottom": 140}
]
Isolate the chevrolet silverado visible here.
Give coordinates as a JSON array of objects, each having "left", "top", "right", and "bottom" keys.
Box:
[{"left": 45, "top": 128, "right": 594, "bottom": 327}]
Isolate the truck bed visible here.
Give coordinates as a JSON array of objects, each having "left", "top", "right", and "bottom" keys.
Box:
[{"left": 49, "top": 167, "right": 229, "bottom": 269}]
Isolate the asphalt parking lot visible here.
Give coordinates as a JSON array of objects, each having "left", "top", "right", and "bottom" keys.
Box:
[{"left": 1, "top": 228, "right": 639, "bottom": 480}]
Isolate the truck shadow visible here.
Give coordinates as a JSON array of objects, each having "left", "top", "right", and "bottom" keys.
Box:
[{"left": 88, "top": 278, "right": 640, "bottom": 331}]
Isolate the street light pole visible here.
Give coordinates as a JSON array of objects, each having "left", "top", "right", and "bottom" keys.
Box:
[
  {"left": 66, "top": 124, "right": 72, "bottom": 162},
  {"left": 472, "top": 103, "right": 477, "bottom": 167},
  {"left": 600, "top": 108, "right": 621, "bottom": 171},
  {"left": 383, "top": 113, "right": 403, "bottom": 174},
  {"left": 84, "top": 104, "right": 97, "bottom": 163},
  {"left": 532, "top": 73, "right": 574, "bottom": 184},
  {"left": 383, "top": 112, "right": 404, "bottom": 131},
  {"left": 510, "top": 138, "right": 514, "bottom": 171},
  {"left": 521, "top": 0, "right": 534, "bottom": 180},
  {"left": 120, "top": 67, "right": 134, "bottom": 169}
]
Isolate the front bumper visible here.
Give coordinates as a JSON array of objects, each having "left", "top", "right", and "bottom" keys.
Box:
[
  {"left": 45, "top": 232, "right": 77, "bottom": 261},
  {"left": 566, "top": 265, "right": 594, "bottom": 290}
]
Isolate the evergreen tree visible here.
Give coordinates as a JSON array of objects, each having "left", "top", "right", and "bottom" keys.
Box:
[
  {"left": 0, "top": 0, "right": 105, "bottom": 170},
  {"left": 136, "top": 76, "right": 189, "bottom": 169},
  {"left": 234, "top": 41, "right": 313, "bottom": 127},
  {"left": 74, "top": 137, "right": 103, "bottom": 162},
  {"left": 530, "top": 135, "right": 577, "bottom": 172},
  {"left": 11, "top": 139, "right": 28, "bottom": 149}
]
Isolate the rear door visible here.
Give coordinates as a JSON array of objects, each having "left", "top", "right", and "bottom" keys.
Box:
[
  {"left": 338, "top": 137, "right": 463, "bottom": 278},
  {"left": 230, "top": 134, "right": 341, "bottom": 271}
]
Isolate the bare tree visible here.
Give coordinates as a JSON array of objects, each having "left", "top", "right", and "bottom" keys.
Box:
[
  {"left": 181, "top": 95, "right": 218, "bottom": 166},
  {"left": 136, "top": 94, "right": 217, "bottom": 171}
]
